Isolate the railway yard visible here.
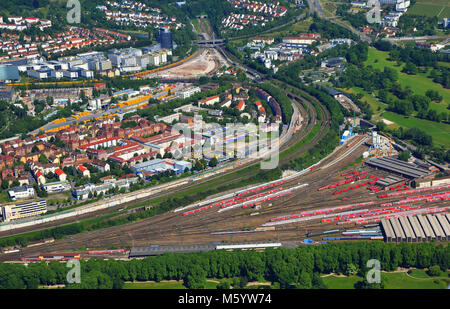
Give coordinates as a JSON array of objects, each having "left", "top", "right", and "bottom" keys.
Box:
[
  {"left": 0, "top": 47, "right": 449, "bottom": 263},
  {"left": 2, "top": 125, "right": 448, "bottom": 262}
]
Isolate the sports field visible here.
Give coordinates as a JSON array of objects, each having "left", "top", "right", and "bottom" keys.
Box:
[{"left": 408, "top": 0, "right": 450, "bottom": 18}]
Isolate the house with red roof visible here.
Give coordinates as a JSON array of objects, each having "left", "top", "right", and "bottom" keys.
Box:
[
  {"left": 199, "top": 95, "right": 220, "bottom": 106},
  {"left": 77, "top": 165, "right": 90, "bottom": 178},
  {"left": 54, "top": 168, "right": 67, "bottom": 181},
  {"left": 236, "top": 100, "right": 246, "bottom": 111}
]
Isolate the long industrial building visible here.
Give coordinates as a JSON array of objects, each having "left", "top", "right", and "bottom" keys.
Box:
[
  {"left": 129, "top": 242, "right": 283, "bottom": 258},
  {"left": 366, "top": 157, "right": 431, "bottom": 179},
  {"left": 382, "top": 214, "right": 449, "bottom": 242}
]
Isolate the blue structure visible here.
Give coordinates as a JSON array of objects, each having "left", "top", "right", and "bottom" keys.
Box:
[
  {"left": 0, "top": 65, "right": 19, "bottom": 81},
  {"left": 159, "top": 27, "right": 173, "bottom": 50}
]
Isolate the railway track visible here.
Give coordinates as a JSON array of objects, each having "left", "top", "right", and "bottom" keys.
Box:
[
  {"left": 0, "top": 82, "right": 345, "bottom": 260},
  {"left": 1, "top": 139, "right": 373, "bottom": 260}
]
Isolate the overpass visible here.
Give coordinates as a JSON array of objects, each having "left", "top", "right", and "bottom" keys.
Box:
[{"left": 196, "top": 39, "right": 226, "bottom": 47}]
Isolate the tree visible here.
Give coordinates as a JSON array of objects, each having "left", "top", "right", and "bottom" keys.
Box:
[
  {"left": 1, "top": 180, "right": 9, "bottom": 190},
  {"left": 345, "top": 263, "right": 359, "bottom": 276},
  {"left": 183, "top": 265, "right": 206, "bottom": 289},
  {"left": 402, "top": 62, "right": 418, "bottom": 75},
  {"left": 427, "top": 265, "right": 441, "bottom": 277},
  {"left": 425, "top": 90, "right": 442, "bottom": 102},
  {"left": 297, "top": 271, "right": 312, "bottom": 289},
  {"left": 39, "top": 154, "right": 49, "bottom": 164},
  {"left": 398, "top": 151, "right": 411, "bottom": 162},
  {"left": 208, "top": 157, "right": 218, "bottom": 167}
]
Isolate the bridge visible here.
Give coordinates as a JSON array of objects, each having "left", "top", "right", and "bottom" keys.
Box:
[{"left": 196, "top": 39, "right": 226, "bottom": 46}]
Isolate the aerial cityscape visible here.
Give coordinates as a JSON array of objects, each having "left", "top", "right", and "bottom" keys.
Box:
[{"left": 0, "top": 0, "right": 448, "bottom": 294}]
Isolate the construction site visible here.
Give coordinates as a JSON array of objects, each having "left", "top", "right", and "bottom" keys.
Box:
[{"left": 155, "top": 48, "right": 226, "bottom": 79}]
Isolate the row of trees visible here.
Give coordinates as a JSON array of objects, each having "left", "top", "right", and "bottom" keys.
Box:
[{"left": 0, "top": 241, "right": 448, "bottom": 289}]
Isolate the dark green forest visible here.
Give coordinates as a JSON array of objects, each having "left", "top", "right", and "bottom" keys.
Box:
[{"left": 0, "top": 241, "right": 448, "bottom": 289}]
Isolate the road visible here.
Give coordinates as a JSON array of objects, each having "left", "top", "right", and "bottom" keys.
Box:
[{"left": 307, "top": 0, "right": 372, "bottom": 43}]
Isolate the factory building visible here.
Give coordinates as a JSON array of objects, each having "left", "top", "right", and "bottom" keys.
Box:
[{"left": 131, "top": 159, "right": 192, "bottom": 178}]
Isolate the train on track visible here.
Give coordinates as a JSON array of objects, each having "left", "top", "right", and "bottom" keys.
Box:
[{"left": 21, "top": 254, "right": 81, "bottom": 262}]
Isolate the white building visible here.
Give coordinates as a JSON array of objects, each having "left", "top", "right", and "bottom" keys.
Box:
[
  {"left": 7, "top": 185, "right": 36, "bottom": 201},
  {"left": 1, "top": 200, "right": 47, "bottom": 222},
  {"left": 176, "top": 86, "right": 201, "bottom": 99},
  {"left": 41, "top": 181, "right": 71, "bottom": 193}
]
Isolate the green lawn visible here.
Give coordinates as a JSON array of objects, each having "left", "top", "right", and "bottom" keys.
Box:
[
  {"left": 407, "top": 269, "right": 449, "bottom": 279},
  {"left": 123, "top": 281, "right": 187, "bottom": 289},
  {"left": 322, "top": 272, "right": 449, "bottom": 289},
  {"left": 191, "top": 18, "right": 200, "bottom": 32},
  {"left": 381, "top": 272, "right": 448, "bottom": 289},
  {"left": 322, "top": 275, "right": 362, "bottom": 289},
  {"left": 365, "top": 48, "right": 449, "bottom": 114},
  {"left": 381, "top": 111, "right": 450, "bottom": 147}
]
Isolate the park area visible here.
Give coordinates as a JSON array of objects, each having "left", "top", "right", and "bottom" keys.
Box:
[
  {"left": 322, "top": 269, "right": 449, "bottom": 289},
  {"left": 377, "top": 112, "right": 450, "bottom": 147}
]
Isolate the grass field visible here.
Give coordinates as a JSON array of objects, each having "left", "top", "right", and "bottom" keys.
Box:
[
  {"left": 379, "top": 111, "right": 450, "bottom": 147},
  {"left": 408, "top": 0, "right": 449, "bottom": 18},
  {"left": 322, "top": 271, "right": 449, "bottom": 289},
  {"left": 365, "top": 48, "right": 449, "bottom": 114},
  {"left": 191, "top": 18, "right": 200, "bottom": 33}
]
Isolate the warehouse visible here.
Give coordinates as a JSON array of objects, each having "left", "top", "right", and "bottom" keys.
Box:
[
  {"left": 417, "top": 215, "right": 435, "bottom": 241},
  {"left": 426, "top": 214, "right": 445, "bottom": 241},
  {"left": 435, "top": 214, "right": 450, "bottom": 241},
  {"left": 390, "top": 218, "right": 406, "bottom": 242},
  {"left": 381, "top": 214, "right": 450, "bottom": 243},
  {"left": 408, "top": 216, "right": 425, "bottom": 242},
  {"left": 381, "top": 219, "right": 395, "bottom": 242},
  {"left": 398, "top": 216, "right": 414, "bottom": 242},
  {"left": 366, "top": 157, "right": 431, "bottom": 179}
]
